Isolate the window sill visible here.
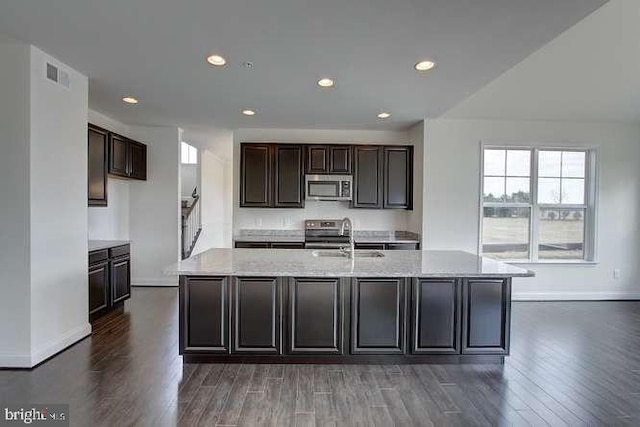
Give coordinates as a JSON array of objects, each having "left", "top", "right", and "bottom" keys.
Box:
[{"left": 506, "top": 260, "right": 599, "bottom": 266}]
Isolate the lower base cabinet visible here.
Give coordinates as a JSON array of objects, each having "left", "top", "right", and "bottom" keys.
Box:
[
  {"left": 179, "top": 275, "right": 512, "bottom": 360},
  {"left": 89, "top": 244, "right": 131, "bottom": 321}
]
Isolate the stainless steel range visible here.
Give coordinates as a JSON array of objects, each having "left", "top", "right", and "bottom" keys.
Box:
[{"left": 304, "top": 219, "right": 351, "bottom": 249}]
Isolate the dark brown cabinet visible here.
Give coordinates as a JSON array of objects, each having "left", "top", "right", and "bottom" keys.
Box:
[
  {"left": 412, "top": 279, "right": 461, "bottom": 354},
  {"left": 305, "top": 145, "right": 352, "bottom": 174},
  {"left": 108, "top": 133, "right": 147, "bottom": 181},
  {"left": 351, "top": 278, "right": 406, "bottom": 354},
  {"left": 461, "top": 279, "right": 511, "bottom": 355},
  {"left": 240, "top": 143, "right": 304, "bottom": 208},
  {"left": 232, "top": 278, "right": 281, "bottom": 354},
  {"left": 88, "top": 125, "right": 108, "bottom": 206},
  {"left": 88, "top": 244, "right": 131, "bottom": 321},
  {"left": 383, "top": 146, "right": 413, "bottom": 209},
  {"left": 181, "top": 277, "right": 229, "bottom": 353},
  {"left": 354, "top": 242, "right": 420, "bottom": 250},
  {"left": 288, "top": 278, "right": 343, "bottom": 354},
  {"left": 352, "top": 146, "right": 383, "bottom": 208},
  {"left": 270, "top": 242, "right": 305, "bottom": 249}
]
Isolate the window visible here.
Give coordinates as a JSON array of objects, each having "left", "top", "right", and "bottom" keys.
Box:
[
  {"left": 181, "top": 142, "right": 198, "bottom": 164},
  {"left": 481, "top": 147, "right": 596, "bottom": 262}
]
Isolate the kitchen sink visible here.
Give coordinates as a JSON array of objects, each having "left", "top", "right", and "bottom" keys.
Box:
[{"left": 311, "top": 250, "right": 385, "bottom": 258}]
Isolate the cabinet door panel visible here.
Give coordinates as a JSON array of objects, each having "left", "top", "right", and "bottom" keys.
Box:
[
  {"left": 306, "top": 146, "right": 328, "bottom": 174},
  {"left": 352, "top": 146, "right": 383, "bottom": 208},
  {"left": 329, "top": 146, "right": 351, "bottom": 174},
  {"left": 273, "top": 145, "right": 304, "bottom": 208},
  {"left": 462, "top": 279, "right": 511, "bottom": 355},
  {"left": 352, "top": 279, "right": 405, "bottom": 354},
  {"left": 233, "top": 278, "right": 281, "bottom": 353},
  {"left": 109, "top": 134, "right": 129, "bottom": 177},
  {"left": 354, "top": 243, "right": 386, "bottom": 250},
  {"left": 387, "top": 243, "right": 419, "bottom": 250},
  {"left": 289, "top": 278, "right": 342, "bottom": 354},
  {"left": 129, "top": 141, "right": 147, "bottom": 180},
  {"left": 271, "top": 242, "right": 305, "bottom": 249},
  {"left": 412, "top": 279, "right": 460, "bottom": 354},
  {"left": 88, "top": 125, "right": 108, "bottom": 206},
  {"left": 235, "top": 241, "right": 270, "bottom": 249},
  {"left": 240, "top": 144, "right": 271, "bottom": 207},
  {"left": 383, "top": 146, "right": 412, "bottom": 209},
  {"left": 89, "top": 262, "right": 109, "bottom": 316},
  {"left": 111, "top": 257, "right": 131, "bottom": 304},
  {"left": 182, "top": 277, "right": 229, "bottom": 353}
]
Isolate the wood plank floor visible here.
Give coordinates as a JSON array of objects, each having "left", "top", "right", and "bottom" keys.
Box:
[{"left": 1, "top": 287, "right": 640, "bottom": 426}]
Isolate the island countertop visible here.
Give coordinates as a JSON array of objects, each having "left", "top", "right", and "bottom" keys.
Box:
[{"left": 167, "top": 249, "right": 533, "bottom": 278}]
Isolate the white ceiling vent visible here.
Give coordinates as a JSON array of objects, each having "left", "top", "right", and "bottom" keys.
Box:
[{"left": 46, "top": 62, "right": 70, "bottom": 89}]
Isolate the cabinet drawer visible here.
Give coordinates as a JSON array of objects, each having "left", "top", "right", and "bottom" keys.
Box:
[
  {"left": 110, "top": 244, "right": 130, "bottom": 258},
  {"left": 89, "top": 250, "right": 109, "bottom": 265}
]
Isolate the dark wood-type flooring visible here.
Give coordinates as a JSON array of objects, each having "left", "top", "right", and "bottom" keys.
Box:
[{"left": 1, "top": 287, "right": 640, "bottom": 426}]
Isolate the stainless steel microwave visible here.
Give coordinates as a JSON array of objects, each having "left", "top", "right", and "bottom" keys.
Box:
[{"left": 305, "top": 175, "right": 352, "bottom": 201}]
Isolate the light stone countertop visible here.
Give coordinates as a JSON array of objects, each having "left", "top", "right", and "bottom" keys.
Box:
[
  {"left": 88, "top": 240, "right": 130, "bottom": 252},
  {"left": 234, "top": 230, "right": 420, "bottom": 244},
  {"left": 166, "top": 249, "right": 533, "bottom": 278}
]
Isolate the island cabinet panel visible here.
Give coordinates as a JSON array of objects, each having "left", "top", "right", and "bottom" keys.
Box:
[
  {"left": 240, "top": 144, "right": 271, "bottom": 207},
  {"left": 351, "top": 279, "right": 406, "bottom": 354},
  {"left": 288, "top": 278, "right": 343, "bottom": 354},
  {"left": 352, "top": 146, "right": 383, "bottom": 208},
  {"left": 233, "top": 278, "right": 281, "bottom": 354},
  {"left": 412, "top": 279, "right": 461, "bottom": 354},
  {"left": 181, "top": 277, "right": 230, "bottom": 353},
  {"left": 273, "top": 145, "right": 304, "bottom": 208},
  {"left": 462, "top": 279, "right": 511, "bottom": 355},
  {"left": 88, "top": 261, "right": 109, "bottom": 316}
]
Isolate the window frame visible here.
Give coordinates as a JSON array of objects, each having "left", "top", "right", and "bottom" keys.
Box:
[{"left": 479, "top": 143, "right": 598, "bottom": 263}]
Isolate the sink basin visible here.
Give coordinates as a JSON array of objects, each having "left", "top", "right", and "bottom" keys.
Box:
[{"left": 311, "top": 250, "right": 385, "bottom": 258}]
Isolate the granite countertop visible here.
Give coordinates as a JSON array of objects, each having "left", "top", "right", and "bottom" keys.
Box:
[
  {"left": 166, "top": 249, "right": 533, "bottom": 278},
  {"left": 234, "top": 229, "right": 420, "bottom": 244},
  {"left": 88, "top": 240, "right": 130, "bottom": 252}
]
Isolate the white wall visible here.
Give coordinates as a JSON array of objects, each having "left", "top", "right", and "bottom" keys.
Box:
[
  {"left": 29, "top": 46, "right": 90, "bottom": 364},
  {"left": 87, "top": 109, "right": 131, "bottom": 240},
  {"left": 181, "top": 164, "right": 198, "bottom": 199},
  {"left": 424, "top": 118, "right": 640, "bottom": 300},
  {"left": 0, "top": 38, "right": 32, "bottom": 366},
  {"left": 232, "top": 128, "right": 422, "bottom": 233},
  {"left": 128, "top": 126, "right": 182, "bottom": 286}
]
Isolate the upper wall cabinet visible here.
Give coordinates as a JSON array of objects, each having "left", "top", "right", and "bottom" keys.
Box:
[
  {"left": 88, "top": 124, "right": 109, "bottom": 206},
  {"left": 305, "top": 145, "right": 352, "bottom": 175},
  {"left": 383, "top": 146, "right": 413, "bottom": 210},
  {"left": 352, "top": 146, "right": 383, "bottom": 208},
  {"left": 240, "top": 143, "right": 304, "bottom": 208},
  {"left": 108, "top": 133, "right": 147, "bottom": 181}
]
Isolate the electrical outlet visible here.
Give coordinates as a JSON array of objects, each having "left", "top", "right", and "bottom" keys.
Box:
[
  {"left": 255, "top": 217, "right": 262, "bottom": 227},
  {"left": 613, "top": 269, "right": 621, "bottom": 279}
]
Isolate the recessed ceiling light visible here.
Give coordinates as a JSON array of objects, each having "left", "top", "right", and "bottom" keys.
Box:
[
  {"left": 317, "top": 78, "right": 335, "bottom": 88},
  {"left": 414, "top": 60, "right": 436, "bottom": 71},
  {"left": 242, "top": 109, "right": 256, "bottom": 116},
  {"left": 206, "top": 54, "right": 227, "bottom": 66},
  {"left": 377, "top": 112, "right": 391, "bottom": 119},
  {"left": 122, "top": 96, "right": 138, "bottom": 104}
]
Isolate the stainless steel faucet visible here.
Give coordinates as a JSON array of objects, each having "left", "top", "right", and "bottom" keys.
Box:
[{"left": 340, "top": 217, "right": 355, "bottom": 258}]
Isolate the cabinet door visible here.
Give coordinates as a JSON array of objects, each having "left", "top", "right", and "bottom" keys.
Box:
[
  {"left": 109, "top": 133, "right": 129, "bottom": 177},
  {"left": 383, "top": 146, "right": 413, "bottom": 209},
  {"left": 235, "top": 241, "right": 270, "bottom": 249},
  {"left": 89, "top": 261, "right": 109, "bottom": 316},
  {"left": 329, "top": 146, "right": 352, "bottom": 174},
  {"left": 352, "top": 146, "right": 383, "bottom": 208},
  {"left": 233, "top": 278, "right": 281, "bottom": 354},
  {"left": 240, "top": 144, "right": 271, "bottom": 207},
  {"left": 273, "top": 145, "right": 304, "bottom": 208},
  {"left": 128, "top": 140, "right": 147, "bottom": 180},
  {"left": 412, "top": 279, "right": 461, "bottom": 354},
  {"left": 386, "top": 243, "right": 419, "bottom": 250},
  {"left": 306, "top": 145, "right": 328, "bottom": 174},
  {"left": 271, "top": 242, "right": 305, "bottom": 249},
  {"left": 462, "top": 279, "right": 511, "bottom": 355},
  {"left": 110, "top": 256, "right": 131, "bottom": 305},
  {"left": 354, "top": 243, "right": 386, "bottom": 250},
  {"left": 181, "top": 277, "right": 230, "bottom": 353},
  {"left": 88, "top": 125, "right": 108, "bottom": 206},
  {"left": 288, "top": 278, "right": 343, "bottom": 354},
  {"left": 351, "top": 279, "right": 405, "bottom": 354}
]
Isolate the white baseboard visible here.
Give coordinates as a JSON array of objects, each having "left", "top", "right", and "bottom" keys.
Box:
[
  {"left": 1, "top": 323, "right": 92, "bottom": 368},
  {"left": 30, "top": 323, "right": 92, "bottom": 367},
  {"left": 132, "top": 277, "right": 178, "bottom": 287},
  {"left": 513, "top": 292, "right": 640, "bottom": 301}
]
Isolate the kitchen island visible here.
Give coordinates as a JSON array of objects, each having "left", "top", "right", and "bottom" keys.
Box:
[{"left": 168, "top": 249, "right": 533, "bottom": 364}]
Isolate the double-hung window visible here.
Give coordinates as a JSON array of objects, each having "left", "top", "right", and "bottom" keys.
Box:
[{"left": 481, "top": 146, "right": 596, "bottom": 262}]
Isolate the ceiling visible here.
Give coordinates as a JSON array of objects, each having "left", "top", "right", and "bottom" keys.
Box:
[
  {"left": 0, "top": 0, "right": 607, "bottom": 131},
  {"left": 445, "top": 0, "right": 640, "bottom": 124}
]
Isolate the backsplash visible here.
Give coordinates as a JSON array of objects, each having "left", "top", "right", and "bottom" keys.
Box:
[{"left": 233, "top": 200, "right": 411, "bottom": 232}]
